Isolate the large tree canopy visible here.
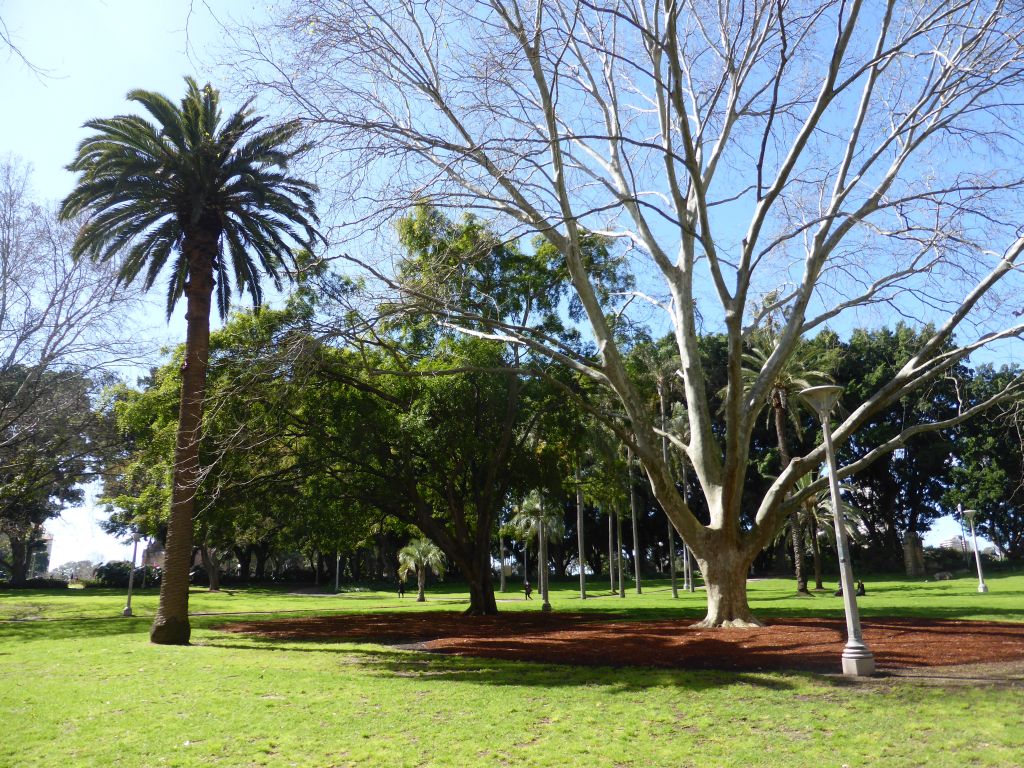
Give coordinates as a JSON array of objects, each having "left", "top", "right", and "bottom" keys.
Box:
[{"left": 236, "top": 0, "right": 1024, "bottom": 625}]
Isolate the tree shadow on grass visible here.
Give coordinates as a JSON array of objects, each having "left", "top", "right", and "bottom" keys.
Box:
[
  {"left": 0, "top": 615, "right": 152, "bottom": 643},
  {"left": 197, "top": 636, "right": 801, "bottom": 693}
]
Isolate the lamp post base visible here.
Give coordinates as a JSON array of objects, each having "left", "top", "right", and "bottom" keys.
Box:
[
  {"left": 978, "top": 583, "right": 989, "bottom": 593},
  {"left": 541, "top": 602, "right": 552, "bottom": 612},
  {"left": 841, "top": 645, "right": 876, "bottom": 676},
  {"left": 122, "top": 606, "right": 133, "bottom": 618}
]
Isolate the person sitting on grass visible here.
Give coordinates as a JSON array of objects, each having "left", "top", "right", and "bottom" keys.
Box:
[{"left": 835, "top": 580, "right": 867, "bottom": 597}]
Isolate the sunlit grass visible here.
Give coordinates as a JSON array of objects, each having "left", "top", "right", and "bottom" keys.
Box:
[{"left": 1, "top": 573, "right": 1021, "bottom": 767}]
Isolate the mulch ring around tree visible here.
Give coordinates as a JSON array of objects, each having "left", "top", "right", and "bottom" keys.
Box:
[{"left": 220, "top": 612, "right": 1024, "bottom": 675}]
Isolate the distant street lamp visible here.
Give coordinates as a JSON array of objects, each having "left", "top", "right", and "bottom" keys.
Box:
[
  {"left": 801, "top": 385, "right": 875, "bottom": 677},
  {"left": 962, "top": 509, "right": 989, "bottom": 593},
  {"left": 122, "top": 533, "right": 141, "bottom": 618}
]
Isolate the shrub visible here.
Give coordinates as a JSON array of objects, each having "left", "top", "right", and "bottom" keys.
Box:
[
  {"left": 923, "top": 546, "right": 970, "bottom": 574},
  {"left": 93, "top": 561, "right": 161, "bottom": 588}
]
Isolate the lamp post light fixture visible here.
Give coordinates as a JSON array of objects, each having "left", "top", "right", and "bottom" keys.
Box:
[
  {"left": 801, "top": 385, "right": 875, "bottom": 677},
  {"left": 962, "top": 508, "right": 989, "bottom": 593},
  {"left": 123, "top": 533, "right": 141, "bottom": 618}
]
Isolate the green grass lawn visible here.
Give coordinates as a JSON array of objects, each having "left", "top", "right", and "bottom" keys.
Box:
[{"left": 2, "top": 573, "right": 1022, "bottom": 767}]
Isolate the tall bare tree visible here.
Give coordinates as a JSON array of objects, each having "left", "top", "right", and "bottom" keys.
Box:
[
  {"left": 237, "top": 1, "right": 1024, "bottom": 626},
  {"left": 1, "top": 158, "right": 141, "bottom": 583},
  {"left": 1, "top": 158, "right": 139, "bottom": 438}
]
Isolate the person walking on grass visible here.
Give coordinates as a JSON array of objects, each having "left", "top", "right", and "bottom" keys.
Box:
[{"left": 524, "top": 581, "right": 533, "bottom": 600}]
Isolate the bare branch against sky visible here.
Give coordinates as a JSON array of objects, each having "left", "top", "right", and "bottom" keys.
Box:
[{"left": 231, "top": 0, "right": 1024, "bottom": 625}]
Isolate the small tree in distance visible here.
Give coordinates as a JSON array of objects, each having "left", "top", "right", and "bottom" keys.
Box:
[{"left": 398, "top": 538, "right": 446, "bottom": 602}]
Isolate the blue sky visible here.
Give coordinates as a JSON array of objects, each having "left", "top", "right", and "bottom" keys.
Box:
[
  {"left": 2, "top": 0, "right": 992, "bottom": 567},
  {"left": 3, "top": 0, "right": 247, "bottom": 566}
]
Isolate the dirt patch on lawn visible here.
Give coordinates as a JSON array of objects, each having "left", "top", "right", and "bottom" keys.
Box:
[{"left": 220, "top": 612, "right": 1024, "bottom": 675}]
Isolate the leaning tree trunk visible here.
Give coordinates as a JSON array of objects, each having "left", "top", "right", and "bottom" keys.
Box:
[
  {"left": 522, "top": 540, "right": 529, "bottom": 591},
  {"left": 150, "top": 248, "right": 215, "bottom": 645},
  {"left": 536, "top": 526, "right": 543, "bottom": 593}
]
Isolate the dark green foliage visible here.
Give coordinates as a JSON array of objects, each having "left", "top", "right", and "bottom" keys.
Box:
[
  {"left": 59, "top": 77, "right": 320, "bottom": 318},
  {"left": 1, "top": 368, "right": 106, "bottom": 584},
  {"left": 834, "top": 325, "right": 961, "bottom": 569},
  {"left": 93, "top": 561, "right": 160, "bottom": 589},
  {"left": 945, "top": 364, "right": 1024, "bottom": 560}
]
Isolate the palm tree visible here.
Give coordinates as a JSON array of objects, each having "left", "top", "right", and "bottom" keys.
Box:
[
  {"left": 398, "top": 538, "right": 446, "bottom": 602},
  {"left": 511, "top": 491, "right": 563, "bottom": 611},
  {"left": 59, "top": 78, "right": 319, "bottom": 644},
  {"left": 790, "top": 473, "right": 863, "bottom": 591},
  {"left": 740, "top": 336, "right": 832, "bottom": 594}
]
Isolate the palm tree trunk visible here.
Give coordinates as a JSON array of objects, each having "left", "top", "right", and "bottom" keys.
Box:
[
  {"left": 522, "top": 540, "right": 529, "bottom": 591},
  {"left": 536, "top": 526, "right": 543, "bottom": 591},
  {"left": 810, "top": 511, "right": 824, "bottom": 590},
  {"left": 658, "top": 385, "right": 677, "bottom": 598},
  {"left": 685, "top": 545, "right": 695, "bottom": 592},
  {"left": 616, "top": 509, "right": 625, "bottom": 598},
  {"left": 499, "top": 534, "right": 507, "bottom": 593},
  {"left": 607, "top": 508, "right": 614, "bottom": 592},
  {"left": 539, "top": 516, "right": 550, "bottom": 610},
  {"left": 627, "top": 448, "right": 642, "bottom": 595},
  {"left": 680, "top": 458, "right": 694, "bottom": 592},
  {"left": 417, "top": 565, "right": 426, "bottom": 601},
  {"left": 576, "top": 464, "right": 586, "bottom": 600},
  {"left": 151, "top": 253, "right": 214, "bottom": 645},
  {"left": 773, "top": 401, "right": 808, "bottom": 594},
  {"left": 668, "top": 518, "right": 678, "bottom": 598}
]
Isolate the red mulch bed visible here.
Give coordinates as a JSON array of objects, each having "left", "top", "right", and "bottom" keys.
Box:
[{"left": 220, "top": 612, "right": 1024, "bottom": 673}]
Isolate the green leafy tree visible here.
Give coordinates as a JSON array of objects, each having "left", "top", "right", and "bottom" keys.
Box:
[
  {"left": 0, "top": 369, "right": 100, "bottom": 584},
  {"left": 60, "top": 78, "right": 319, "bottom": 644},
  {"left": 835, "top": 325, "right": 960, "bottom": 573},
  {"left": 397, "top": 537, "right": 446, "bottom": 601},
  {"left": 945, "top": 365, "right": 1024, "bottom": 561}
]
